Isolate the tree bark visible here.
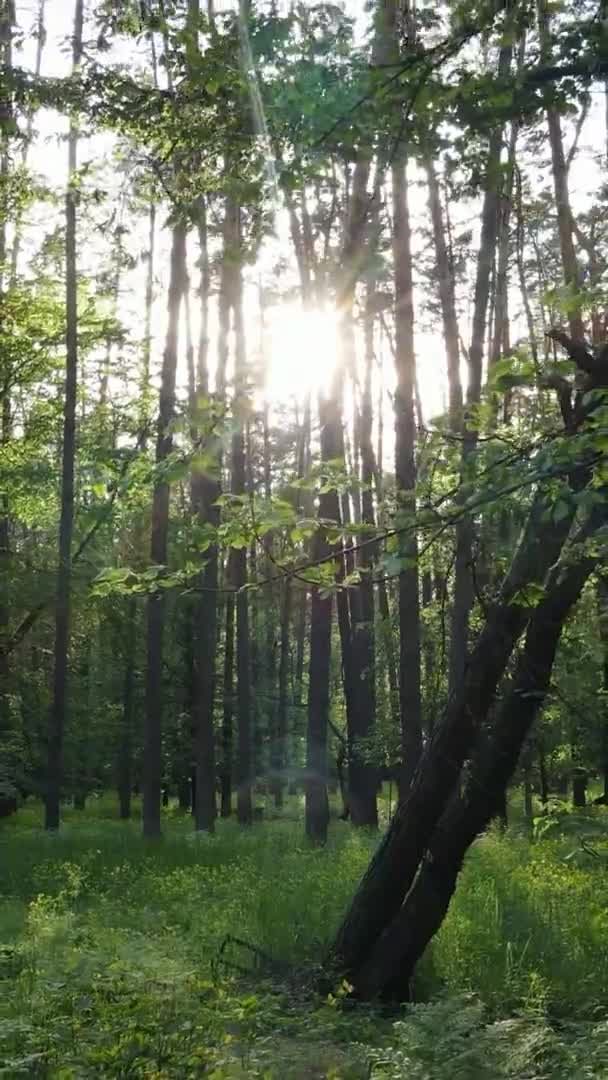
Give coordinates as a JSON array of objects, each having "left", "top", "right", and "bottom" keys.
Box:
[
  {"left": 0, "top": 0, "right": 13, "bottom": 742},
  {"left": 192, "top": 200, "right": 218, "bottom": 833},
  {"left": 9, "top": 0, "right": 45, "bottom": 282},
  {"left": 597, "top": 577, "right": 608, "bottom": 805},
  {"left": 537, "top": 0, "right": 585, "bottom": 343},
  {"left": 448, "top": 37, "right": 513, "bottom": 696},
  {"left": 391, "top": 161, "right": 422, "bottom": 793},
  {"left": 142, "top": 223, "right": 188, "bottom": 838},
  {"left": 351, "top": 518, "right": 600, "bottom": 1001},
  {"left": 425, "top": 158, "right": 462, "bottom": 428},
  {"left": 305, "top": 382, "right": 343, "bottom": 843},
  {"left": 305, "top": 514, "right": 332, "bottom": 844},
  {"left": 514, "top": 166, "right": 539, "bottom": 368},
  {"left": 330, "top": 474, "right": 585, "bottom": 981},
  {"left": 227, "top": 200, "right": 253, "bottom": 827},
  {"left": 220, "top": 577, "right": 235, "bottom": 818},
  {"left": 45, "top": 0, "right": 83, "bottom": 831},
  {"left": 274, "top": 578, "right": 291, "bottom": 808},
  {"left": 118, "top": 597, "right": 136, "bottom": 820}
]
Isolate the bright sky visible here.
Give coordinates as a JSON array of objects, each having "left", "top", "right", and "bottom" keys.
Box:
[{"left": 11, "top": 0, "right": 606, "bottom": 452}]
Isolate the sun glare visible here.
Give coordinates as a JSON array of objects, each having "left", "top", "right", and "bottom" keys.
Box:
[{"left": 266, "top": 304, "right": 338, "bottom": 403}]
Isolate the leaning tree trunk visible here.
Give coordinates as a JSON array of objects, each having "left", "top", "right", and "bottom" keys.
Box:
[
  {"left": 329, "top": 403, "right": 593, "bottom": 983},
  {"left": 45, "top": 0, "right": 83, "bottom": 831},
  {"left": 142, "top": 222, "right": 188, "bottom": 838},
  {"left": 349, "top": 508, "right": 603, "bottom": 1000}
]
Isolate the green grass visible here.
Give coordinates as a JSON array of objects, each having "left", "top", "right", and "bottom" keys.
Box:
[{"left": 1, "top": 795, "right": 608, "bottom": 1077}]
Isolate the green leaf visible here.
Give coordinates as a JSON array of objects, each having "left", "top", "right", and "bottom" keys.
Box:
[{"left": 511, "top": 582, "right": 546, "bottom": 609}]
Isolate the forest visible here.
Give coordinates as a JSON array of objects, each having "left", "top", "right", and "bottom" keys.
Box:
[{"left": 1, "top": 0, "right": 608, "bottom": 1075}]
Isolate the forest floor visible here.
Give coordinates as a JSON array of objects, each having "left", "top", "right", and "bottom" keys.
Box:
[{"left": 1, "top": 796, "right": 608, "bottom": 1078}]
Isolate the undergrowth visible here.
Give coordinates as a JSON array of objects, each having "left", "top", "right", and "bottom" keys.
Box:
[{"left": 1, "top": 795, "right": 607, "bottom": 1077}]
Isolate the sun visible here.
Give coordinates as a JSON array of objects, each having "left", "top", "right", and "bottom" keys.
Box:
[{"left": 265, "top": 303, "right": 339, "bottom": 402}]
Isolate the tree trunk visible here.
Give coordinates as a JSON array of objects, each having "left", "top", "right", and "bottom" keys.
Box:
[
  {"left": 142, "top": 223, "right": 188, "bottom": 838},
  {"left": 425, "top": 158, "right": 462, "bottom": 427},
  {"left": 330, "top": 476, "right": 585, "bottom": 982},
  {"left": 391, "top": 160, "right": 422, "bottom": 793},
  {"left": 227, "top": 201, "right": 253, "bottom": 827},
  {"left": 45, "top": 0, "right": 83, "bottom": 831},
  {"left": 538, "top": 0, "right": 585, "bottom": 343},
  {"left": 118, "top": 597, "right": 136, "bottom": 820},
  {"left": 514, "top": 166, "right": 539, "bottom": 368},
  {"left": 336, "top": 315, "right": 377, "bottom": 828},
  {"left": 305, "top": 527, "right": 332, "bottom": 845},
  {"left": 274, "top": 578, "right": 290, "bottom": 808},
  {"left": 9, "top": 0, "right": 46, "bottom": 282},
  {"left": 192, "top": 199, "right": 218, "bottom": 833},
  {"left": 448, "top": 37, "right": 513, "bottom": 696},
  {"left": 220, "top": 582, "right": 235, "bottom": 818},
  {"left": 597, "top": 577, "right": 608, "bottom": 806},
  {"left": 305, "top": 382, "right": 343, "bottom": 843},
  {"left": 141, "top": 201, "right": 156, "bottom": 445},
  {"left": 0, "top": 0, "right": 13, "bottom": 743},
  {"left": 350, "top": 523, "right": 599, "bottom": 1001},
  {"left": 491, "top": 110, "right": 519, "bottom": 371}
]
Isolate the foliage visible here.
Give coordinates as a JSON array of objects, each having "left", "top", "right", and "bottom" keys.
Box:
[{"left": 2, "top": 804, "right": 608, "bottom": 1077}]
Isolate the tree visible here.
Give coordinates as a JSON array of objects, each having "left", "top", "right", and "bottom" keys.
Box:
[
  {"left": 45, "top": 0, "right": 84, "bottom": 831},
  {"left": 142, "top": 222, "right": 188, "bottom": 838}
]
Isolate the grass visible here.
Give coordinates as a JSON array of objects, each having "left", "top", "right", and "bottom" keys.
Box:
[{"left": 1, "top": 794, "right": 608, "bottom": 1077}]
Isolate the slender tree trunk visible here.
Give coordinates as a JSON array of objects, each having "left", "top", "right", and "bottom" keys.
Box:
[
  {"left": 10, "top": 0, "right": 45, "bottom": 281},
  {"left": 192, "top": 198, "right": 218, "bottom": 832},
  {"left": 491, "top": 111, "right": 520, "bottom": 371},
  {"left": 391, "top": 161, "right": 422, "bottom": 793},
  {"left": 225, "top": 200, "right": 253, "bottom": 826},
  {"left": 314, "top": 0, "right": 398, "bottom": 831},
  {"left": 118, "top": 597, "right": 136, "bottom": 820},
  {"left": 45, "top": 0, "right": 83, "bottom": 831},
  {"left": 221, "top": 579, "right": 235, "bottom": 817},
  {"left": 538, "top": 0, "right": 585, "bottom": 343},
  {"left": 597, "top": 577, "right": 608, "bottom": 804},
  {"left": 305, "top": 380, "right": 344, "bottom": 843},
  {"left": 0, "top": 0, "right": 13, "bottom": 742},
  {"left": 274, "top": 578, "right": 291, "bottom": 808},
  {"left": 373, "top": 345, "right": 399, "bottom": 735},
  {"left": 514, "top": 167, "right": 539, "bottom": 368},
  {"left": 141, "top": 202, "right": 156, "bottom": 444},
  {"left": 142, "top": 223, "right": 188, "bottom": 838},
  {"left": 305, "top": 517, "right": 332, "bottom": 844},
  {"left": 293, "top": 399, "right": 311, "bottom": 707},
  {"left": 425, "top": 159, "right": 462, "bottom": 427},
  {"left": 448, "top": 38, "right": 513, "bottom": 696}
]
